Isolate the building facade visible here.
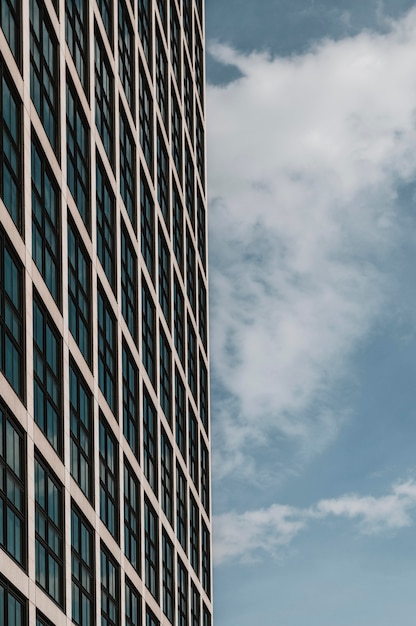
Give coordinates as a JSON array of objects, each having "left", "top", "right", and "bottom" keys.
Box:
[{"left": 0, "top": 0, "right": 212, "bottom": 624}]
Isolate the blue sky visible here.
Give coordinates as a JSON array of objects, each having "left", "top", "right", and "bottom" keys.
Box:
[{"left": 205, "top": 2, "right": 416, "bottom": 624}]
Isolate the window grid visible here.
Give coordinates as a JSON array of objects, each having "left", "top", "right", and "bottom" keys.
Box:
[
  {"left": 124, "top": 460, "right": 141, "bottom": 573},
  {"left": 97, "top": 0, "right": 112, "bottom": 46},
  {"left": 118, "top": 0, "right": 135, "bottom": 115},
  {"left": 199, "top": 354, "right": 209, "bottom": 434},
  {"left": 198, "top": 271, "right": 207, "bottom": 350},
  {"left": 142, "top": 280, "right": 156, "bottom": 388},
  {"left": 0, "top": 229, "right": 25, "bottom": 399},
  {"left": 155, "top": 26, "right": 168, "bottom": 129},
  {"left": 174, "top": 275, "right": 185, "bottom": 365},
  {"left": 144, "top": 497, "right": 159, "bottom": 601},
  {"left": 191, "top": 583, "right": 201, "bottom": 626},
  {"left": 0, "top": 401, "right": 25, "bottom": 568},
  {"left": 0, "top": 577, "right": 26, "bottom": 625},
  {"left": 183, "top": 0, "right": 193, "bottom": 56},
  {"left": 99, "top": 415, "right": 119, "bottom": 540},
  {"left": 143, "top": 387, "right": 158, "bottom": 494},
  {"left": 200, "top": 437, "right": 210, "bottom": 515},
  {"left": 31, "top": 138, "right": 61, "bottom": 305},
  {"left": 184, "top": 53, "right": 194, "bottom": 139},
  {"left": 190, "top": 494, "right": 200, "bottom": 575},
  {"left": 0, "top": 68, "right": 22, "bottom": 230},
  {"left": 172, "top": 181, "right": 184, "bottom": 274},
  {"left": 120, "top": 106, "right": 136, "bottom": 228},
  {"left": 98, "top": 287, "right": 117, "bottom": 415},
  {"left": 171, "top": 88, "right": 182, "bottom": 181},
  {"left": 95, "top": 29, "right": 114, "bottom": 164},
  {"left": 141, "top": 174, "right": 155, "bottom": 281},
  {"left": 186, "top": 228, "right": 196, "bottom": 313},
  {"left": 197, "top": 192, "right": 206, "bottom": 268},
  {"left": 203, "top": 604, "right": 211, "bottom": 626},
  {"left": 1, "top": 0, "right": 20, "bottom": 64},
  {"left": 96, "top": 155, "right": 116, "bottom": 291},
  {"left": 100, "top": 545, "right": 120, "bottom": 626},
  {"left": 122, "top": 340, "right": 139, "bottom": 456},
  {"left": 160, "top": 327, "right": 172, "bottom": 423},
  {"left": 138, "top": 0, "right": 152, "bottom": 69},
  {"left": 189, "top": 405, "right": 199, "bottom": 488},
  {"left": 71, "top": 504, "right": 95, "bottom": 626},
  {"left": 121, "top": 223, "right": 138, "bottom": 341},
  {"left": 188, "top": 317, "right": 197, "bottom": 400},
  {"left": 195, "top": 28, "right": 204, "bottom": 108},
  {"left": 170, "top": 1, "right": 181, "bottom": 90},
  {"left": 185, "top": 144, "right": 195, "bottom": 226},
  {"left": 160, "top": 427, "right": 173, "bottom": 525},
  {"left": 35, "top": 454, "right": 64, "bottom": 607},
  {"left": 69, "top": 360, "right": 94, "bottom": 502},
  {"left": 30, "top": 0, "right": 59, "bottom": 153},
  {"left": 162, "top": 531, "right": 174, "bottom": 623},
  {"left": 65, "top": 0, "right": 88, "bottom": 93},
  {"left": 68, "top": 220, "right": 91, "bottom": 365},
  {"left": 175, "top": 369, "right": 186, "bottom": 461},
  {"left": 33, "top": 296, "right": 62, "bottom": 455},
  {"left": 158, "top": 225, "right": 171, "bottom": 326},
  {"left": 196, "top": 108, "right": 205, "bottom": 187},
  {"left": 66, "top": 79, "right": 90, "bottom": 227},
  {"left": 202, "top": 522, "right": 211, "bottom": 598}
]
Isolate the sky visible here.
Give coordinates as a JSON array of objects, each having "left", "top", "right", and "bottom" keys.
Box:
[{"left": 204, "top": 2, "right": 416, "bottom": 624}]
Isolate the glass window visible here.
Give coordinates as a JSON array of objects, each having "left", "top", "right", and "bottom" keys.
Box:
[
  {"left": 170, "top": 1, "right": 181, "bottom": 90},
  {"left": 99, "top": 415, "right": 119, "bottom": 540},
  {"left": 186, "top": 228, "right": 196, "bottom": 313},
  {"left": 69, "top": 360, "right": 94, "bottom": 502},
  {"left": 138, "top": 0, "right": 151, "bottom": 69},
  {"left": 37, "top": 610, "right": 55, "bottom": 626},
  {"left": 143, "top": 386, "right": 157, "bottom": 494},
  {"left": 141, "top": 173, "right": 155, "bottom": 280},
  {"left": 0, "top": 401, "right": 25, "bottom": 568},
  {"left": 198, "top": 271, "right": 207, "bottom": 351},
  {"left": 200, "top": 436, "right": 210, "bottom": 515},
  {"left": 118, "top": 0, "right": 135, "bottom": 114},
  {"left": 177, "top": 556, "right": 188, "bottom": 626},
  {"left": 185, "top": 143, "right": 195, "bottom": 226},
  {"left": 183, "top": 0, "right": 192, "bottom": 55},
  {"left": 172, "top": 180, "right": 183, "bottom": 274},
  {"left": 202, "top": 522, "right": 211, "bottom": 597},
  {"left": 71, "top": 504, "right": 95, "bottom": 626},
  {"left": 197, "top": 192, "right": 206, "bottom": 268},
  {"left": 196, "top": 108, "right": 204, "bottom": 186},
  {"left": 160, "top": 428, "right": 173, "bottom": 525},
  {"left": 191, "top": 583, "right": 201, "bottom": 626},
  {"left": 98, "top": 286, "right": 117, "bottom": 415},
  {"left": 0, "top": 0, "right": 20, "bottom": 64},
  {"left": 155, "top": 27, "right": 168, "bottom": 129},
  {"left": 122, "top": 340, "right": 139, "bottom": 456},
  {"left": 199, "top": 353, "right": 208, "bottom": 434},
  {"left": 121, "top": 222, "right": 138, "bottom": 341},
  {"left": 141, "top": 279, "right": 156, "bottom": 388},
  {"left": 156, "top": 0, "right": 167, "bottom": 32},
  {"left": 195, "top": 28, "right": 204, "bottom": 107},
  {"left": 35, "top": 454, "right": 64, "bottom": 606},
  {"left": 203, "top": 605, "right": 211, "bottom": 626},
  {"left": 95, "top": 28, "right": 114, "bottom": 164},
  {"left": 173, "top": 275, "right": 185, "bottom": 365},
  {"left": 33, "top": 295, "right": 62, "bottom": 455},
  {"left": 65, "top": 0, "right": 88, "bottom": 93},
  {"left": 124, "top": 460, "right": 140, "bottom": 572},
  {"left": 144, "top": 498, "right": 159, "bottom": 600},
  {"left": 100, "top": 545, "right": 119, "bottom": 626},
  {"left": 139, "top": 68, "right": 153, "bottom": 173},
  {"left": 30, "top": 0, "right": 59, "bottom": 152},
  {"left": 31, "top": 138, "right": 61, "bottom": 304},
  {"left": 175, "top": 369, "right": 186, "bottom": 461},
  {"left": 0, "top": 229, "right": 24, "bottom": 398},
  {"left": 159, "top": 327, "right": 172, "bottom": 423},
  {"left": 188, "top": 405, "right": 198, "bottom": 488},
  {"left": 171, "top": 87, "right": 182, "bottom": 180},
  {"left": 184, "top": 53, "right": 194, "bottom": 139},
  {"left": 68, "top": 219, "right": 91, "bottom": 365},
  {"left": 125, "top": 577, "right": 142, "bottom": 626},
  {"left": 188, "top": 317, "right": 197, "bottom": 400},
  {"left": 119, "top": 106, "right": 136, "bottom": 228},
  {"left": 176, "top": 463, "right": 187, "bottom": 552},
  {"left": 0, "top": 68, "right": 22, "bottom": 230},
  {"left": 0, "top": 577, "right": 26, "bottom": 625},
  {"left": 66, "top": 78, "right": 90, "bottom": 227},
  {"left": 190, "top": 494, "right": 200, "bottom": 575},
  {"left": 96, "top": 155, "right": 116, "bottom": 291},
  {"left": 146, "top": 607, "right": 159, "bottom": 626},
  {"left": 156, "top": 129, "right": 169, "bottom": 228},
  {"left": 158, "top": 224, "right": 171, "bottom": 325},
  {"left": 162, "top": 531, "right": 174, "bottom": 623},
  {"left": 97, "top": 0, "right": 112, "bottom": 45}
]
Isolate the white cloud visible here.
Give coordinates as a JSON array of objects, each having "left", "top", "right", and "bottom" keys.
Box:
[
  {"left": 207, "top": 10, "right": 416, "bottom": 480},
  {"left": 213, "top": 480, "right": 416, "bottom": 565}
]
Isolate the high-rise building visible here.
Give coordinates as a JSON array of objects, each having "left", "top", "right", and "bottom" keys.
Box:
[{"left": 0, "top": 0, "right": 212, "bottom": 624}]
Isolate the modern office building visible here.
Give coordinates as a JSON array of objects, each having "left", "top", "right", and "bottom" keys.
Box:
[{"left": 0, "top": 0, "right": 212, "bottom": 624}]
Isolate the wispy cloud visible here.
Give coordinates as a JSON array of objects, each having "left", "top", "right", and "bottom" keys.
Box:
[
  {"left": 207, "top": 9, "right": 416, "bottom": 481},
  {"left": 214, "top": 479, "right": 416, "bottom": 564}
]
